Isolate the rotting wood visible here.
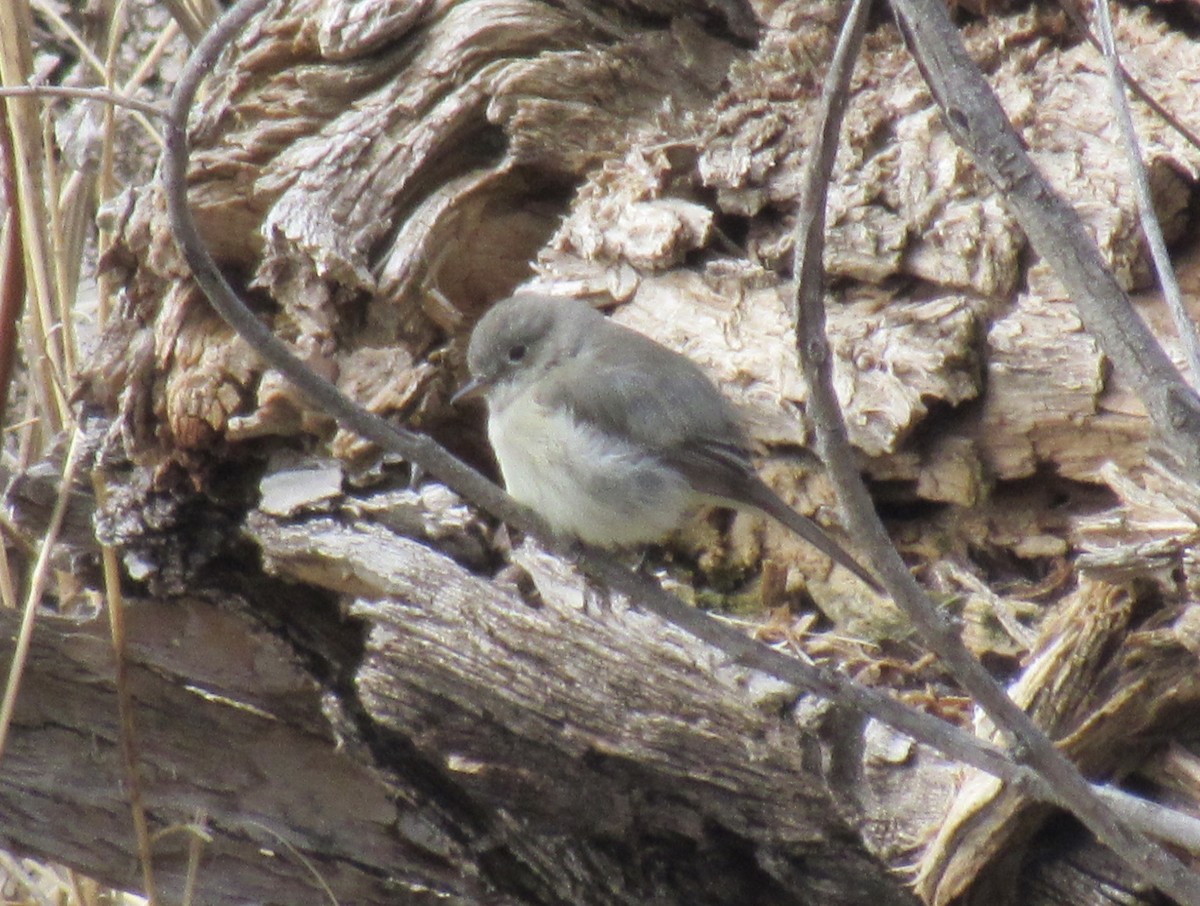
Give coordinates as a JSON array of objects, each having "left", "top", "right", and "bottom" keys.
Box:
[{"left": 25, "top": 0, "right": 1200, "bottom": 902}]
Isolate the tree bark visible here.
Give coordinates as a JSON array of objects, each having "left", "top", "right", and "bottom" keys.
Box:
[{"left": 6, "top": 0, "right": 1200, "bottom": 903}]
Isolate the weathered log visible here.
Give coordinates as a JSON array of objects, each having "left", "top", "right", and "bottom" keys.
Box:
[{"left": 6, "top": 0, "right": 1198, "bottom": 902}]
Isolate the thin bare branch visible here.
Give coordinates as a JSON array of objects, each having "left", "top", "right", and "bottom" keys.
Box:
[
  {"left": 1093, "top": 0, "right": 1200, "bottom": 387},
  {"left": 1056, "top": 0, "right": 1200, "bottom": 155},
  {"left": 0, "top": 85, "right": 167, "bottom": 123},
  {"left": 1097, "top": 786, "right": 1200, "bottom": 852}
]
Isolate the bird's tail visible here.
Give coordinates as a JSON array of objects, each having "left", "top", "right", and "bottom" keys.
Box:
[{"left": 738, "top": 477, "right": 883, "bottom": 594}]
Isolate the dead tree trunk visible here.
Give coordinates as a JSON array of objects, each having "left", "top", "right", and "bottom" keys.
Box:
[{"left": 4, "top": 0, "right": 1200, "bottom": 903}]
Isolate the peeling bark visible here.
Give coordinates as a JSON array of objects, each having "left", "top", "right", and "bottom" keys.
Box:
[{"left": 10, "top": 0, "right": 1199, "bottom": 903}]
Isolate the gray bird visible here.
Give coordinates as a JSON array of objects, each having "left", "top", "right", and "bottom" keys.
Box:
[{"left": 454, "top": 293, "right": 880, "bottom": 592}]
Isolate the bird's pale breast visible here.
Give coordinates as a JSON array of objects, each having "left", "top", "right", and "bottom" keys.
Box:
[{"left": 488, "top": 390, "right": 696, "bottom": 547}]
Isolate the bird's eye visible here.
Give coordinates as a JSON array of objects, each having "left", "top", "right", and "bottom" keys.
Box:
[{"left": 507, "top": 344, "right": 527, "bottom": 363}]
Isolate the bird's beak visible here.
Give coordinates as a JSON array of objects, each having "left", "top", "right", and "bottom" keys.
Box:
[{"left": 451, "top": 376, "right": 489, "bottom": 405}]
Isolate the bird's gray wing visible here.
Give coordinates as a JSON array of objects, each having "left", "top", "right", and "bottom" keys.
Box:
[
  {"left": 538, "top": 319, "right": 881, "bottom": 589},
  {"left": 536, "top": 321, "right": 751, "bottom": 458}
]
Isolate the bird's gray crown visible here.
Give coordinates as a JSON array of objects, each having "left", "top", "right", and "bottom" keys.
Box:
[{"left": 466, "top": 294, "right": 601, "bottom": 391}]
